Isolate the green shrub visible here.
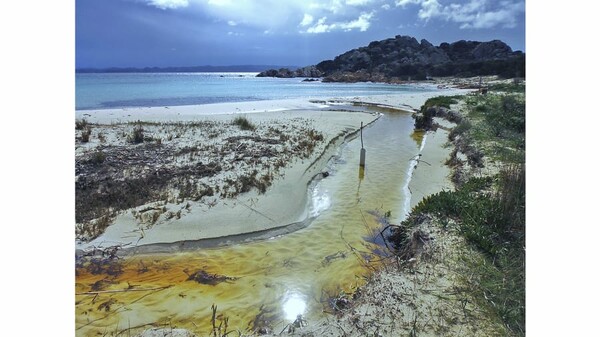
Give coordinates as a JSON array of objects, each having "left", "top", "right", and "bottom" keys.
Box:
[
  {"left": 415, "top": 95, "right": 463, "bottom": 131},
  {"left": 500, "top": 95, "right": 525, "bottom": 134},
  {"left": 448, "top": 120, "right": 472, "bottom": 141},
  {"left": 488, "top": 82, "right": 525, "bottom": 93},
  {"left": 399, "top": 166, "right": 525, "bottom": 334},
  {"left": 407, "top": 90, "right": 526, "bottom": 334},
  {"left": 421, "top": 95, "right": 461, "bottom": 111},
  {"left": 90, "top": 150, "right": 106, "bottom": 165}
]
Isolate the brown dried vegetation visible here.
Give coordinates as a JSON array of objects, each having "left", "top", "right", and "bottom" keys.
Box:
[{"left": 75, "top": 119, "right": 326, "bottom": 242}]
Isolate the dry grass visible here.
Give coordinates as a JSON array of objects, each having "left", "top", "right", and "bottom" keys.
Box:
[{"left": 75, "top": 118, "right": 326, "bottom": 242}]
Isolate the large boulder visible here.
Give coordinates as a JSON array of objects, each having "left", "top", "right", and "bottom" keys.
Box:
[
  {"left": 256, "top": 69, "right": 277, "bottom": 77},
  {"left": 472, "top": 40, "right": 514, "bottom": 60},
  {"left": 256, "top": 68, "right": 295, "bottom": 78},
  {"left": 294, "top": 65, "right": 323, "bottom": 77}
]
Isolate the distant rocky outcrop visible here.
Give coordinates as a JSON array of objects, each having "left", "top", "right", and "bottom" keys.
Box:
[
  {"left": 257, "top": 65, "right": 323, "bottom": 78},
  {"left": 257, "top": 35, "right": 525, "bottom": 82},
  {"left": 77, "top": 65, "right": 297, "bottom": 73}
]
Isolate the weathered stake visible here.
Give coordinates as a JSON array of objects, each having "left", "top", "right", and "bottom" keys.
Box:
[{"left": 359, "top": 122, "right": 366, "bottom": 168}]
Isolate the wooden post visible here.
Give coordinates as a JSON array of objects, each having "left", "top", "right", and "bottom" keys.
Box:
[{"left": 359, "top": 122, "right": 366, "bottom": 168}]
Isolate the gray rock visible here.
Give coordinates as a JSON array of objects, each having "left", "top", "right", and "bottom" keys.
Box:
[
  {"left": 472, "top": 40, "right": 514, "bottom": 60},
  {"left": 420, "top": 39, "right": 434, "bottom": 48}
]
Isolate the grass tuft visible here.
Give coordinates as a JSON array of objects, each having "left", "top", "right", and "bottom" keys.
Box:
[
  {"left": 232, "top": 116, "right": 256, "bottom": 131},
  {"left": 129, "top": 123, "right": 145, "bottom": 144},
  {"left": 75, "top": 118, "right": 88, "bottom": 130},
  {"left": 80, "top": 126, "right": 92, "bottom": 143}
]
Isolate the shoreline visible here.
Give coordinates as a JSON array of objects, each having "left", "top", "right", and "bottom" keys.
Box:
[
  {"left": 78, "top": 112, "right": 381, "bottom": 254},
  {"left": 75, "top": 101, "right": 381, "bottom": 252},
  {"left": 75, "top": 90, "right": 469, "bottom": 253}
]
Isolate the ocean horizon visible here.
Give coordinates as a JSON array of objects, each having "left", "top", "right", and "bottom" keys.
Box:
[{"left": 75, "top": 72, "right": 440, "bottom": 110}]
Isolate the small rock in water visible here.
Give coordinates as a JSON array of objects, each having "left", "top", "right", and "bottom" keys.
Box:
[{"left": 186, "top": 269, "right": 237, "bottom": 285}]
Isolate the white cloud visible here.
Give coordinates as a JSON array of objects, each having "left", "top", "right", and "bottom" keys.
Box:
[
  {"left": 381, "top": 4, "right": 391, "bottom": 10},
  {"left": 305, "top": 11, "right": 374, "bottom": 33},
  {"left": 306, "top": 17, "right": 331, "bottom": 33},
  {"left": 340, "top": 12, "right": 374, "bottom": 31},
  {"left": 300, "top": 14, "right": 314, "bottom": 26},
  {"left": 345, "top": 0, "right": 372, "bottom": 5},
  {"left": 197, "top": 1, "right": 324, "bottom": 29},
  {"left": 307, "top": 0, "right": 345, "bottom": 14},
  {"left": 396, "top": 0, "right": 524, "bottom": 29},
  {"left": 395, "top": 0, "right": 421, "bottom": 6},
  {"left": 416, "top": 0, "right": 442, "bottom": 20},
  {"left": 142, "top": 0, "right": 383, "bottom": 33},
  {"left": 145, "top": 0, "right": 190, "bottom": 9}
]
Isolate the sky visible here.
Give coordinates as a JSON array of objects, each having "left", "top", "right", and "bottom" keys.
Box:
[{"left": 76, "top": 0, "right": 525, "bottom": 68}]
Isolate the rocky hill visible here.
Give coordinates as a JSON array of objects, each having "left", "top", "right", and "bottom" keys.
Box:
[{"left": 257, "top": 35, "right": 525, "bottom": 82}]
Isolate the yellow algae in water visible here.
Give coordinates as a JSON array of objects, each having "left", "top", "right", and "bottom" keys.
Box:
[
  {"left": 75, "top": 110, "right": 420, "bottom": 337},
  {"left": 411, "top": 129, "right": 425, "bottom": 147},
  {"left": 74, "top": 193, "right": 386, "bottom": 336}
]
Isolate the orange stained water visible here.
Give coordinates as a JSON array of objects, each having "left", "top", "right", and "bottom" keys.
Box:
[{"left": 75, "top": 110, "right": 421, "bottom": 336}]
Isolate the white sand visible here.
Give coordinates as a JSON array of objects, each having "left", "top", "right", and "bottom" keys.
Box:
[
  {"left": 75, "top": 90, "right": 472, "bottom": 252},
  {"left": 75, "top": 98, "right": 330, "bottom": 124},
  {"left": 76, "top": 101, "right": 380, "bottom": 251}
]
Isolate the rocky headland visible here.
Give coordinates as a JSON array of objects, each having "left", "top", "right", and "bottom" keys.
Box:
[{"left": 257, "top": 35, "right": 525, "bottom": 82}]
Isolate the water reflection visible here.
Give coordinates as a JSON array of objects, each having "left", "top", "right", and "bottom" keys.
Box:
[
  {"left": 282, "top": 291, "right": 307, "bottom": 321},
  {"left": 309, "top": 184, "right": 331, "bottom": 218}
]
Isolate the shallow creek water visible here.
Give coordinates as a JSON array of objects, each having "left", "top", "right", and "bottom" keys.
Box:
[{"left": 75, "top": 108, "right": 423, "bottom": 336}]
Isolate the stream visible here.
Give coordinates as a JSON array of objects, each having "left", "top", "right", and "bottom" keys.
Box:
[{"left": 75, "top": 106, "right": 424, "bottom": 336}]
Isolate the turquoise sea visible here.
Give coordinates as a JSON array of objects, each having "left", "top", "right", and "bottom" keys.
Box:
[{"left": 75, "top": 72, "right": 440, "bottom": 110}]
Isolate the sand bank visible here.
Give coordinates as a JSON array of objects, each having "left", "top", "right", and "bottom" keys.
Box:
[
  {"left": 75, "top": 90, "right": 470, "bottom": 253},
  {"left": 76, "top": 101, "right": 380, "bottom": 252}
]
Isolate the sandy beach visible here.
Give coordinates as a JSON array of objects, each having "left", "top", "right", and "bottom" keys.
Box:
[
  {"left": 74, "top": 88, "right": 492, "bottom": 337},
  {"left": 75, "top": 90, "right": 469, "bottom": 254}
]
